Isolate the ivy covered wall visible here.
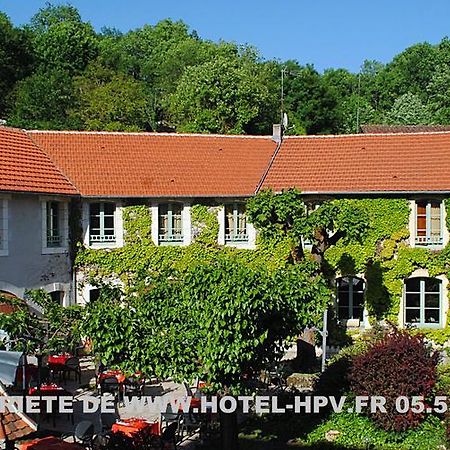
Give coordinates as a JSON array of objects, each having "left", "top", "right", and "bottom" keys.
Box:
[{"left": 75, "top": 198, "right": 450, "bottom": 343}]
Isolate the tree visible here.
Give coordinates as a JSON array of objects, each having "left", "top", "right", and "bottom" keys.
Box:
[
  {"left": 71, "top": 64, "right": 153, "bottom": 131},
  {"left": 385, "top": 92, "right": 432, "bottom": 125},
  {"left": 8, "top": 68, "right": 76, "bottom": 129},
  {"left": 427, "top": 64, "right": 450, "bottom": 123},
  {"left": 0, "top": 13, "right": 34, "bottom": 117},
  {"left": 283, "top": 62, "right": 340, "bottom": 134},
  {"left": 247, "top": 189, "right": 369, "bottom": 270},
  {"left": 169, "top": 53, "right": 277, "bottom": 134},
  {"left": 30, "top": 4, "right": 98, "bottom": 74},
  {"left": 0, "top": 290, "right": 82, "bottom": 354},
  {"left": 82, "top": 259, "right": 329, "bottom": 450}
]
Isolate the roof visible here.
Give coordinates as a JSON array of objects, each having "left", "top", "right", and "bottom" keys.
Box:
[
  {"left": 261, "top": 132, "right": 450, "bottom": 194},
  {"left": 0, "top": 127, "right": 77, "bottom": 195},
  {"left": 28, "top": 131, "right": 277, "bottom": 197},
  {"left": 361, "top": 124, "right": 450, "bottom": 134},
  {"left": 0, "top": 385, "right": 37, "bottom": 442}
]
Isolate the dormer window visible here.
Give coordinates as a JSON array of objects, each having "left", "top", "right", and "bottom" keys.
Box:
[
  {"left": 158, "top": 203, "right": 183, "bottom": 244},
  {"left": 225, "top": 204, "right": 248, "bottom": 243},
  {"left": 415, "top": 200, "right": 443, "bottom": 247}
]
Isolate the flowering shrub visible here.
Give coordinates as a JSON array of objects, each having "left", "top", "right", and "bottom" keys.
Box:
[{"left": 349, "top": 329, "right": 439, "bottom": 431}]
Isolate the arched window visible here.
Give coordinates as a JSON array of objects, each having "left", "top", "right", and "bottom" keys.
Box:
[
  {"left": 404, "top": 277, "right": 441, "bottom": 327},
  {"left": 336, "top": 276, "right": 365, "bottom": 321}
]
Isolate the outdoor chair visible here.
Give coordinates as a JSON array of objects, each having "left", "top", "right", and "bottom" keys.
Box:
[
  {"left": 100, "top": 376, "right": 122, "bottom": 402},
  {"left": 100, "top": 411, "right": 119, "bottom": 431},
  {"left": 159, "top": 422, "right": 178, "bottom": 449},
  {"left": 179, "top": 411, "right": 201, "bottom": 438},
  {"left": 62, "top": 420, "right": 95, "bottom": 449},
  {"left": 64, "top": 356, "right": 82, "bottom": 383},
  {"left": 123, "top": 376, "right": 144, "bottom": 398},
  {"left": 160, "top": 404, "right": 181, "bottom": 440}
]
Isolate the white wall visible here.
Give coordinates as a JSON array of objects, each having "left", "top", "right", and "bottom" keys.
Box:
[{"left": 0, "top": 193, "right": 72, "bottom": 304}]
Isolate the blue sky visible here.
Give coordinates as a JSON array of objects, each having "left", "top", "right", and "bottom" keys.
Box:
[{"left": 1, "top": 0, "right": 449, "bottom": 73}]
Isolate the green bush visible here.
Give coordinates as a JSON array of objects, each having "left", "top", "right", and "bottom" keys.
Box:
[{"left": 306, "top": 412, "right": 446, "bottom": 449}]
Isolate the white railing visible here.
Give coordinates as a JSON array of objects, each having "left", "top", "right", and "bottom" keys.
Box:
[
  {"left": 225, "top": 233, "right": 249, "bottom": 243},
  {"left": 90, "top": 234, "right": 116, "bottom": 243},
  {"left": 415, "top": 235, "right": 443, "bottom": 245},
  {"left": 159, "top": 234, "right": 184, "bottom": 243}
]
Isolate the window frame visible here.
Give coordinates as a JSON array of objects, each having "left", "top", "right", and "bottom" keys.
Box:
[
  {"left": 41, "top": 198, "right": 68, "bottom": 255},
  {"left": 0, "top": 197, "right": 8, "bottom": 257},
  {"left": 414, "top": 200, "right": 444, "bottom": 247},
  {"left": 89, "top": 202, "right": 117, "bottom": 245},
  {"left": 404, "top": 277, "right": 442, "bottom": 328},
  {"left": 224, "top": 203, "right": 249, "bottom": 243},
  {"left": 158, "top": 203, "right": 184, "bottom": 245},
  {"left": 336, "top": 276, "right": 365, "bottom": 322}
]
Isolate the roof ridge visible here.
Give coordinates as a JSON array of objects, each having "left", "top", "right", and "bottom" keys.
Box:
[
  {"left": 284, "top": 131, "right": 450, "bottom": 139},
  {"left": 27, "top": 130, "right": 272, "bottom": 139}
]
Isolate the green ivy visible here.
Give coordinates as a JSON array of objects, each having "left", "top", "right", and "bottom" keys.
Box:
[{"left": 76, "top": 197, "right": 450, "bottom": 343}]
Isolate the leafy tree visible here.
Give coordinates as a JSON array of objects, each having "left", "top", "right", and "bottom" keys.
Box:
[
  {"left": 8, "top": 68, "right": 76, "bottom": 129},
  {"left": 30, "top": 3, "right": 98, "bottom": 74},
  {"left": 83, "top": 259, "right": 329, "bottom": 449},
  {"left": 385, "top": 92, "right": 432, "bottom": 125},
  {"left": 427, "top": 64, "right": 450, "bottom": 123},
  {"left": 29, "top": 2, "right": 82, "bottom": 34},
  {"left": 0, "top": 290, "right": 82, "bottom": 354},
  {"left": 0, "top": 13, "right": 34, "bottom": 116},
  {"left": 169, "top": 53, "right": 277, "bottom": 134},
  {"left": 283, "top": 62, "right": 340, "bottom": 134},
  {"left": 71, "top": 64, "right": 153, "bottom": 131},
  {"left": 376, "top": 43, "right": 437, "bottom": 110},
  {"left": 247, "top": 189, "right": 369, "bottom": 269}
]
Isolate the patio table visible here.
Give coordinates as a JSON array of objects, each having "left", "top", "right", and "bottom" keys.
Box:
[
  {"left": 20, "top": 436, "right": 85, "bottom": 450},
  {"left": 48, "top": 353, "right": 72, "bottom": 366},
  {"left": 28, "top": 383, "right": 66, "bottom": 395},
  {"left": 98, "top": 369, "right": 126, "bottom": 384},
  {"left": 112, "top": 417, "right": 160, "bottom": 437}
]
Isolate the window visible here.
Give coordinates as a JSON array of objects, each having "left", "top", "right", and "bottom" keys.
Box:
[
  {"left": 415, "top": 200, "right": 443, "bottom": 246},
  {"left": 404, "top": 277, "right": 441, "bottom": 327},
  {"left": 89, "top": 289, "right": 101, "bottom": 303},
  {"left": 158, "top": 203, "right": 183, "bottom": 244},
  {"left": 225, "top": 204, "right": 248, "bottom": 243},
  {"left": 46, "top": 202, "right": 61, "bottom": 247},
  {"left": 89, "top": 202, "right": 116, "bottom": 244},
  {"left": 49, "top": 290, "right": 64, "bottom": 306},
  {"left": 0, "top": 198, "right": 7, "bottom": 256},
  {"left": 336, "top": 276, "right": 365, "bottom": 321}
]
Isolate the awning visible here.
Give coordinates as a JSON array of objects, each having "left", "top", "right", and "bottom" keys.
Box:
[{"left": 0, "top": 351, "right": 23, "bottom": 387}]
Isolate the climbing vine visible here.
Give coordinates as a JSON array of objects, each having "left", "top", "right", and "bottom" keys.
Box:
[{"left": 75, "top": 195, "right": 450, "bottom": 344}]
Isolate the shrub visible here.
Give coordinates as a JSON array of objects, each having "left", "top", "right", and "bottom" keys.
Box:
[
  {"left": 349, "top": 329, "right": 439, "bottom": 432},
  {"left": 306, "top": 411, "right": 446, "bottom": 450},
  {"left": 315, "top": 339, "right": 371, "bottom": 397}
]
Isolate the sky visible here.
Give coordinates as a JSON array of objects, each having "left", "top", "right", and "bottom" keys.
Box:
[{"left": 1, "top": 0, "right": 450, "bottom": 73}]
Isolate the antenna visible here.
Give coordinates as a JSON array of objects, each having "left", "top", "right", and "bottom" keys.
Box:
[{"left": 356, "top": 71, "right": 361, "bottom": 133}]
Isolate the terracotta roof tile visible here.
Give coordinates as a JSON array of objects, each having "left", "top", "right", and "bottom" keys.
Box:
[
  {"left": 0, "top": 127, "right": 77, "bottom": 195},
  {"left": 28, "top": 131, "right": 277, "bottom": 197},
  {"left": 361, "top": 124, "right": 450, "bottom": 134},
  {"left": 0, "top": 399, "right": 37, "bottom": 442},
  {"left": 262, "top": 132, "right": 450, "bottom": 193}
]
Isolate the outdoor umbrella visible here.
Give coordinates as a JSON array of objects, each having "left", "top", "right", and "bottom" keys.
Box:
[{"left": 0, "top": 351, "right": 24, "bottom": 388}]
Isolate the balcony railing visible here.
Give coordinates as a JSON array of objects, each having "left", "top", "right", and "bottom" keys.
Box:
[
  {"left": 90, "top": 234, "right": 116, "bottom": 244},
  {"left": 159, "top": 234, "right": 184, "bottom": 243},
  {"left": 415, "top": 235, "right": 443, "bottom": 246},
  {"left": 225, "top": 233, "right": 249, "bottom": 243}
]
